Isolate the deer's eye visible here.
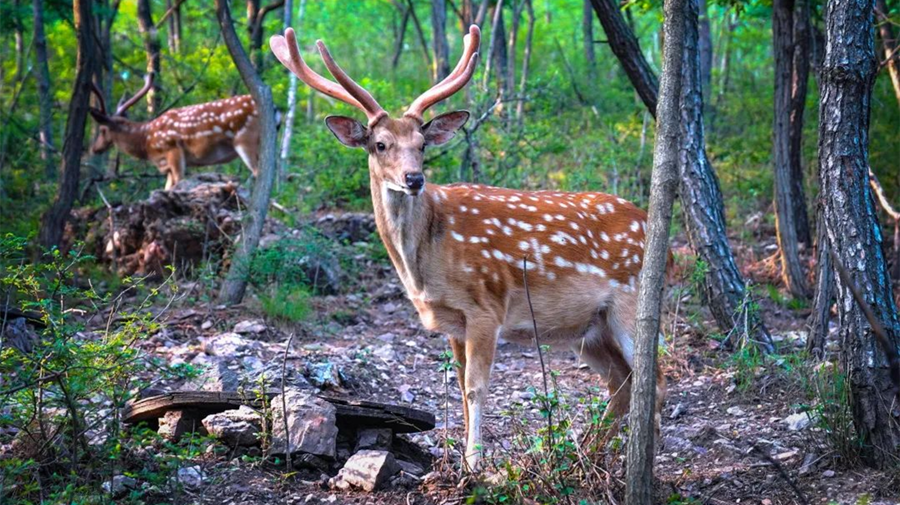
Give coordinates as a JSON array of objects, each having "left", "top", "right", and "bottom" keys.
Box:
[{"left": 376, "top": 142, "right": 386, "bottom": 152}]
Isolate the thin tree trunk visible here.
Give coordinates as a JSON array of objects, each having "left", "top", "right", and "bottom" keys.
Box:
[
  {"left": 432, "top": 0, "right": 451, "bottom": 82},
  {"left": 507, "top": 0, "right": 524, "bottom": 100},
  {"left": 90, "top": 0, "right": 118, "bottom": 178},
  {"left": 13, "top": 0, "right": 25, "bottom": 78},
  {"left": 789, "top": 0, "right": 812, "bottom": 246},
  {"left": 494, "top": 5, "right": 509, "bottom": 98},
  {"left": 393, "top": 5, "right": 411, "bottom": 68},
  {"left": 136, "top": 0, "right": 162, "bottom": 114},
  {"left": 698, "top": 0, "right": 712, "bottom": 101},
  {"left": 625, "top": 0, "right": 684, "bottom": 498},
  {"left": 407, "top": 0, "right": 434, "bottom": 69},
  {"left": 515, "top": 0, "right": 534, "bottom": 121},
  {"left": 818, "top": 0, "right": 900, "bottom": 466},
  {"left": 593, "top": 0, "right": 774, "bottom": 352},
  {"left": 33, "top": 0, "right": 55, "bottom": 179},
  {"left": 589, "top": 0, "right": 660, "bottom": 115},
  {"left": 583, "top": 0, "right": 597, "bottom": 81},
  {"left": 482, "top": 0, "right": 505, "bottom": 90},
  {"left": 808, "top": 202, "right": 833, "bottom": 358},
  {"left": 217, "top": 0, "right": 279, "bottom": 305},
  {"left": 876, "top": 0, "right": 900, "bottom": 111},
  {"left": 868, "top": 169, "right": 900, "bottom": 279},
  {"left": 39, "top": 0, "right": 97, "bottom": 250},
  {"left": 165, "top": 0, "right": 182, "bottom": 53},
  {"left": 279, "top": 0, "right": 306, "bottom": 176},
  {"left": 773, "top": 0, "right": 809, "bottom": 298}
]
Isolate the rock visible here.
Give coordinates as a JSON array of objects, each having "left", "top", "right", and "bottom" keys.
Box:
[
  {"left": 313, "top": 213, "right": 376, "bottom": 243},
  {"left": 270, "top": 389, "right": 338, "bottom": 458},
  {"left": 784, "top": 412, "right": 814, "bottom": 431},
  {"left": 202, "top": 406, "right": 263, "bottom": 446},
  {"left": 234, "top": 320, "right": 267, "bottom": 334},
  {"left": 397, "top": 384, "right": 415, "bottom": 403},
  {"left": 356, "top": 428, "right": 393, "bottom": 452},
  {"left": 376, "top": 332, "right": 396, "bottom": 343},
  {"left": 663, "top": 436, "right": 694, "bottom": 453},
  {"left": 201, "top": 320, "right": 214, "bottom": 330},
  {"left": 243, "top": 361, "right": 312, "bottom": 390},
  {"left": 306, "top": 361, "right": 343, "bottom": 389},
  {"left": 726, "top": 406, "right": 745, "bottom": 416},
  {"left": 176, "top": 466, "right": 206, "bottom": 489},
  {"left": 158, "top": 410, "right": 198, "bottom": 441},
  {"left": 183, "top": 359, "right": 239, "bottom": 391},
  {"left": 670, "top": 402, "right": 687, "bottom": 420},
  {"left": 102, "top": 475, "right": 137, "bottom": 497},
  {"left": 331, "top": 450, "right": 399, "bottom": 492},
  {"left": 397, "top": 459, "right": 425, "bottom": 477},
  {"left": 200, "top": 332, "right": 261, "bottom": 357},
  {"left": 372, "top": 345, "right": 398, "bottom": 362},
  {"left": 822, "top": 469, "right": 835, "bottom": 478}
]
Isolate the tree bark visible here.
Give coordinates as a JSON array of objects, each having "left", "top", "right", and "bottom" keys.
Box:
[
  {"left": 818, "top": 0, "right": 900, "bottom": 467},
  {"left": 583, "top": 0, "right": 597, "bottom": 81},
  {"left": 789, "top": 0, "right": 812, "bottom": 246},
  {"left": 773, "top": 0, "right": 810, "bottom": 299},
  {"left": 217, "top": 0, "right": 279, "bottom": 305},
  {"left": 432, "top": 0, "right": 451, "bottom": 81},
  {"left": 624, "top": 0, "right": 684, "bottom": 498},
  {"left": 136, "top": 0, "right": 162, "bottom": 114},
  {"left": 589, "top": 0, "right": 660, "bottom": 116},
  {"left": 165, "top": 0, "right": 183, "bottom": 54},
  {"left": 407, "top": 0, "right": 434, "bottom": 69},
  {"left": 13, "top": 0, "right": 25, "bottom": 79},
  {"left": 698, "top": 0, "right": 712, "bottom": 101},
  {"left": 807, "top": 202, "right": 833, "bottom": 358},
  {"left": 39, "top": 0, "right": 97, "bottom": 250},
  {"left": 33, "top": 0, "right": 55, "bottom": 179},
  {"left": 249, "top": 0, "right": 285, "bottom": 72},
  {"left": 90, "top": 0, "right": 119, "bottom": 178},
  {"left": 392, "top": 4, "right": 411, "bottom": 68},
  {"left": 279, "top": 0, "right": 305, "bottom": 177},
  {"left": 515, "top": 0, "right": 534, "bottom": 121},
  {"left": 593, "top": 0, "right": 774, "bottom": 352}
]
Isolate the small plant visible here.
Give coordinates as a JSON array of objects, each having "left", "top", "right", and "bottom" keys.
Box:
[{"left": 260, "top": 284, "right": 311, "bottom": 322}]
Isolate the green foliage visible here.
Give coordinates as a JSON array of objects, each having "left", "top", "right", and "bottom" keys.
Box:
[
  {"left": 808, "top": 364, "right": 862, "bottom": 463},
  {"left": 0, "top": 234, "right": 191, "bottom": 503},
  {"left": 260, "top": 284, "right": 311, "bottom": 322}
]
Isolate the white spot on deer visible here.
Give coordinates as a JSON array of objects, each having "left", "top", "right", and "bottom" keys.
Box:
[
  {"left": 528, "top": 196, "right": 539, "bottom": 202},
  {"left": 471, "top": 208, "right": 480, "bottom": 214},
  {"left": 463, "top": 264, "right": 474, "bottom": 273},
  {"left": 516, "top": 221, "right": 534, "bottom": 231},
  {"left": 502, "top": 226, "right": 513, "bottom": 236},
  {"left": 554, "top": 256, "right": 573, "bottom": 268},
  {"left": 601, "top": 250, "right": 610, "bottom": 260},
  {"left": 630, "top": 221, "right": 640, "bottom": 232},
  {"left": 555, "top": 214, "right": 565, "bottom": 221},
  {"left": 507, "top": 204, "right": 517, "bottom": 210},
  {"left": 481, "top": 266, "right": 489, "bottom": 274},
  {"left": 470, "top": 236, "right": 488, "bottom": 244},
  {"left": 606, "top": 203, "right": 615, "bottom": 213},
  {"left": 519, "top": 241, "right": 530, "bottom": 251},
  {"left": 601, "top": 232, "right": 611, "bottom": 242},
  {"left": 579, "top": 235, "right": 587, "bottom": 245},
  {"left": 481, "top": 250, "right": 491, "bottom": 259},
  {"left": 543, "top": 214, "right": 554, "bottom": 222},
  {"left": 460, "top": 205, "right": 468, "bottom": 213},
  {"left": 449, "top": 216, "right": 456, "bottom": 225},
  {"left": 547, "top": 271, "right": 557, "bottom": 280},
  {"left": 486, "top": 229, "right": 496, "bottom": 235},
  {"left": 492, "top": 272, "right": 500, "bottom": 283},
  {"left": 570, "top": 222, "right": 580, "bottom": 230},
  {"left": 596, "top": 204, "right": 607, "bottom": 215},
  {"left": 536, "top": 224, "right": 547, "bottom": 232},
  {"left": 591, "top": 250, "right": 599, "bottom": 259},
  {"left": 451, "top": 231, "right": 465, "bottom": 242},
  {"left": 617, "top": 198, "right": 627, "bottom": 204},
  {"left": 508, "top": 196, "right": 521, "bottom": 202},
  {"left": 609, "top": 279, "right": 620, "bottom": 288},
  {"left": 621, "top": 248, "right": 630, "bottom": 258},
  {"left": 633, "top": 254, "right": 640, "bottom": 264}
]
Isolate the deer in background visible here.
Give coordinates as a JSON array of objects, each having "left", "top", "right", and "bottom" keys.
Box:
[
  {"left": 271, "top": 25, "right": 666, "bottom": 471},
  {"left": 88, "top": 75, "right": 262, "bottom": 190}
]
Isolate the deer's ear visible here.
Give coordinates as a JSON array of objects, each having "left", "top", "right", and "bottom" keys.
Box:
[
  {"left": 89, "top": 108, "right": 111, "bottom": 125},
  {"left": 423, "top": 110, "right": 469, "bottom": 146},
  {"left": 325, "top": 116, "right": 367, "bottom": 148}
]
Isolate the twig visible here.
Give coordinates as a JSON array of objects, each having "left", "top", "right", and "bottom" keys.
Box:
[
  {"left": 750, "top": 443, "right": 810, "bottom": 505},
  {"left": 280, "top": 332, "right": 296, "bottom": 472},
  {"left": 829, "top": 249, "right": 900, "bottom": 404},
  {"left": 522, "top": 256, "right": 554, "bottom": 455}
]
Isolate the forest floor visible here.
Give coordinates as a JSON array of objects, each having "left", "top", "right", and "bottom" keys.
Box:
[{"left": 112, "top": 218, "right": 900, "bottom": 505}]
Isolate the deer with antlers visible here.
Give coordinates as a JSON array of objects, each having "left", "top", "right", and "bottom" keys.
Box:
[
  {"left": 270, "top": 26, "right": 666, "bottom": 471},
  {"left": 88, "top": 75, "right": 262, "bottom": 190}
]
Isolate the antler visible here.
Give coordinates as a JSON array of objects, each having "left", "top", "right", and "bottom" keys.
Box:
[
  {"left": 90, "top": 81, "right": 108, "bottom": 115},
  {"left": 404, "top": 25, "right": 481, "bottom": 123},
  {"left": 115, "top": 74, "right": 154, "bottom": 116},
  {"left": 270, "top": 28, "right": 386, "bottom": 126}
]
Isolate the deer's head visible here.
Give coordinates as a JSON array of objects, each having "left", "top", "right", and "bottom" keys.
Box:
[
  {"left": 271, "top": 26, "right": 480, "bottom": 196},
  {"left": 88, "top": 75, "right": 153, "bottom": 154}
]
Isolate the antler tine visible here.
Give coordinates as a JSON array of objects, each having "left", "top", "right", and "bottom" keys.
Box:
[
  {"left": 115, "top": 74, "right": 154, "bottom": 116},
  {"left": 90, "top": 81, "right": 108, "bottom": 115},
  {"left": 270, "top": 29, "right": 374, "bottom": 121},
  {"left": 315, "top": 41, "right": 387, "bottom": 127},
  {"left": 405, "top": 25, "right": 481, "bottom": 123}
]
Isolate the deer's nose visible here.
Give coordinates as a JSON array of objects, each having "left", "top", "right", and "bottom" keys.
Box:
[{"left": 404, "top": 172, "right": 425, "bottom": 191}]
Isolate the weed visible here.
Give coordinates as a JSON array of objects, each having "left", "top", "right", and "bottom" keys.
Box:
[{"left": 260, "top": 284, "right": 311, "bottom": 322}]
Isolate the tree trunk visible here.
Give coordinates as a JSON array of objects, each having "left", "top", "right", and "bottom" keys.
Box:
[
  {"left": 89, "top": 0, "right": 118, "bottom": 178},
  {"left": 818, "top": 0, "right": 900, "bottom": 467},
  {"left": 392, "top": 4, "right": 411, "bottom": 68},
  {"left": 773, "top": 0, "right": 809, "bottom": 299},
  {"left": 166, "top": 0, "right": 183, "bottom": 54},
  {"left": 507, "top": 0, "right": 522, "bottom": 100},
  {"left": 583, "top": 0, "right": 597, "bottom": 81},
  {"left": 515, "top": 0, "right": 535, "bottom": 121},
  {"left": 216, "top": 0, "right": 279, "bottom": 306},
  {"left": 789, "top": 0, "right": 812, "bottom": 246},
  {"left": 33, "top": 0, "right": 55, "bottom": 179},
  {"left": 593, "top": 0, "right": 775, "bottom": 352},
  {"left": 136, "top": 0, "right": 162, "bottom": 114},
  {"left": 279, "top": 0, "right": 306, "bottom": 177},
  {"left": 407, "top": 0, "right": 434, "bottom": 69},
  {"left": 876, "top": 0, "right": 900, "bottom": 111},
  {"left": 807, "top": 203, "right": 833, "bottom": 358},
  {"left": 482, "top": 0, "right": 506, "bottom": 92},
  {"left": 13, "top": 0, "right": 25, "bottom": 78},
  {"left": 625, "top": 0, "right": 684, "bottom": 498},
  {"left": 698, "top": 0, "right": 712, "bottom": 101},
  {"left": 39, "top": 0, "right": 97, "bottom": 250},
  {"left": 432, "top": 0, "right": 451, "bottom": 82},
  {"left": 589, "top": 0, "right": 660, "bottom": 116}
]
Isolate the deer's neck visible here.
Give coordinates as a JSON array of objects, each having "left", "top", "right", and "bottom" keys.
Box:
[
  {"left": 113, "top": 122, "right": 150, "bottom": 159},
  {"left": 370, "top": 174, "right": 438, "bottom": 295}
]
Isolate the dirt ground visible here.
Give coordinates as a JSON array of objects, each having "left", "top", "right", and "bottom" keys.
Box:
[{"left": 126, "top": 230, "right": 900, "bottom": 505}]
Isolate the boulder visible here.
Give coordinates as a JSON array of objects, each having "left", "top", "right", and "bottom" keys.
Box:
[
  {"left": 270, "top": 389, "right": 338, "bottom": 458},
  {"left": 330, "top": 450, "right": 399, "bottom": 492},
  {"left": 200, "top": 333, "right": 261, "bottom": 358},
  {"left": 202, "top": 406, "right": 263, "bottom": 446},
  {"left": 176, "top": 465, "right": 206, "bottom": 489},
  {"left": 102, "top": 475, "right": 138, "bottom": 497},
  {"left": 158, "top": 410, "right": 198, "bottom": 441},
  {"left": 784, "top": 412, "right": 814, "bottom": 431},
  {"left": 233, "top": 320, "right": 267, "bottom": 335},
  {"left": 355, "top": 428, "right": 393, "bottom": 452},
  {"left": 183, "top": 359, "right": 239, "bottom": 391}
]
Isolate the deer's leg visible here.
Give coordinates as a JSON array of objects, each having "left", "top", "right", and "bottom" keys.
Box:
[
  {"left": 463, "top": 321, "right": 498, "bottom": 471},
  {"left": 164, "top": 149, "right": 185, "bottom": 190},
  {"left": 448, "top": 336, "right": 469, "bottom": 436},
  {"left": 233, "top": 136, "right": 259, "bottom": 177}
]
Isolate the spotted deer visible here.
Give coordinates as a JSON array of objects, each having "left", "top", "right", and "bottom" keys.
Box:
[
  {"left": 88, "top": 75, "right": 262, "bottom": 190},
  {"left": 270, "top": 25, "right": 666, "bottom": 470}
]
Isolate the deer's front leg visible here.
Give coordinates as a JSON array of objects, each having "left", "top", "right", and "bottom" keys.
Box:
[
  {"left": 163, "top": 149, "right": 185, "bottom": 190},
  {"left": 463, "top": 322, "right": 498, "bottom": 472},
  {"left": 448, "top": 336, "right": 469, "bottom": 436}
]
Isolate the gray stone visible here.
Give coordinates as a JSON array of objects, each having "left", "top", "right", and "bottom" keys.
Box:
[
  {"left": 158, "top": 410, "right": 198, "bottom": 441},
  {"left": 331, "top": 450, "right": 399, "bottom": 492},
  {"left": 176, "top": 466, "right": 206, "bottom": 489},
  {"left": 306, "top": 361, "right": 343, "bottom": 389},
  {"left": 184, "top": 360, "right": 239, "bottom": 391},
  {"left": 102, "top": 475, "right": 137, "bottom": 497},
  {"left": 784, "top": 412, "right": 814, "bottom": 431},
  {"left": 200, "top": 332, "right": 261, "bottom": 357},
  {"left": 202, "top": 406, "right": 262, "bottom": 446},
  {"left": 355, "top": 428, "right": 392, "bottom": 452},
  {"left": 270, "top": 389, "right": 338, "bottom": 458},
  {"left": 234, "top": 320, "right": 267, "bottom": 335},
  {"left": 397, "top": 459, "right": 425, "bottom": 476}
]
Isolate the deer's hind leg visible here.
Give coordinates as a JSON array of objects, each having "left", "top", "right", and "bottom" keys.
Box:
[{"left": 233, "top": 130, "right": 259, "bottom": 177}]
